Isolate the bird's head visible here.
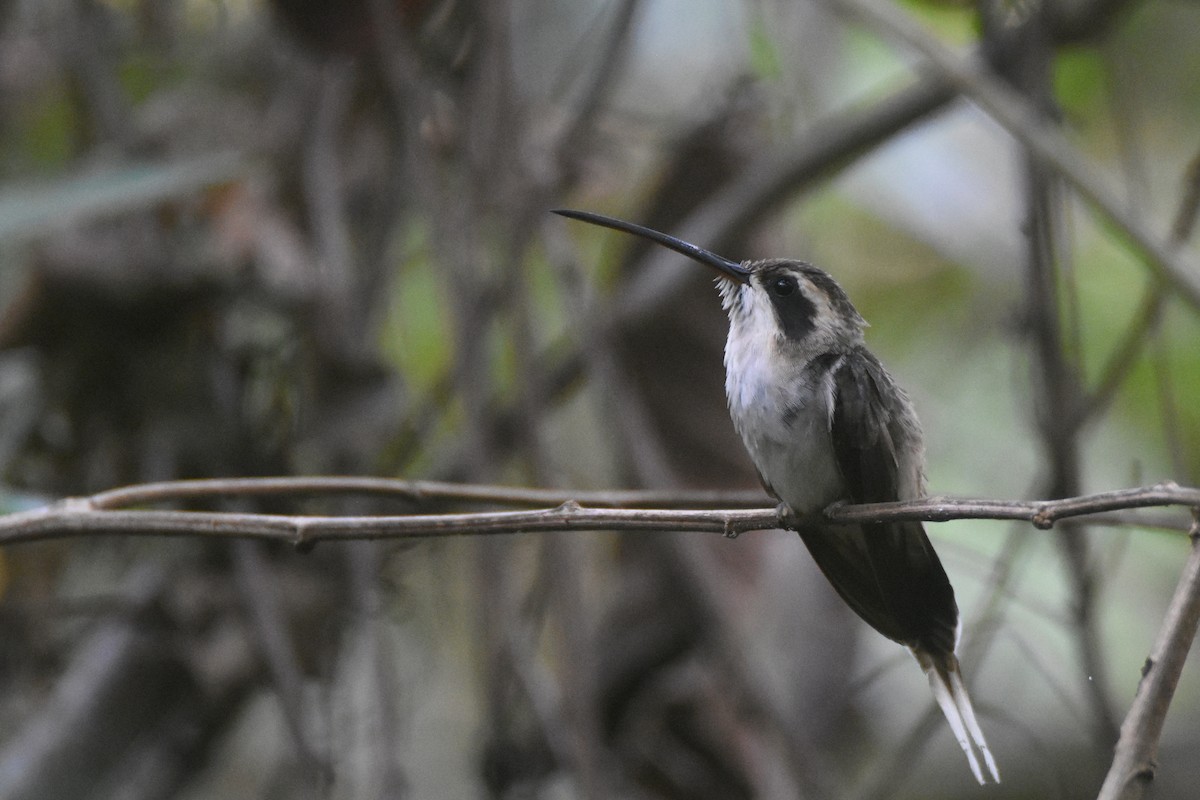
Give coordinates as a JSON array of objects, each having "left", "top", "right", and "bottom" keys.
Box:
[{"left": 554, "top": 209, "right": 867, "bottom": 353}]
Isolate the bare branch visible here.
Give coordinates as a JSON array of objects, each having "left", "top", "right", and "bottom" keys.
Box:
[
  {"left": 84, "top": 475, "right": 771, "bottom": 511},
  {"left": 0, "top": 503, "right": 779, "bottom": 548},
  {"left": 824, "top": 484, "right": 1200, "bottom": 528},
  {"left": 1, "top": 480, "right": 1197, "bottom": 549},
  {"left": 1097, "top": 515, "right": 1200, "bottom": 800}
]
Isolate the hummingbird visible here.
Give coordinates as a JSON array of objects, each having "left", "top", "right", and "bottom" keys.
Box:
[{"left": 554, "top": 208, "right": 999, "bottom": 784}]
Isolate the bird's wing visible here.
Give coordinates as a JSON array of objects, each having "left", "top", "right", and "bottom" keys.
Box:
[
  {"left": 796, "top": 350, "right": 958, "bottom": 654},
  {"left": 806, "top": 351, "right": 998, "bottom": 783}
]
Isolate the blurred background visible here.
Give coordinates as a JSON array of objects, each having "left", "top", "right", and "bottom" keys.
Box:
[{"left": 0, "top": 0, "right": 1199, "bottom": 798}]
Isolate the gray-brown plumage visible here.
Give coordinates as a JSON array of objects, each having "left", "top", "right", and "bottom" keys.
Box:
[{"left": 555, "top": 209, "right": 999, "bottom": 784}]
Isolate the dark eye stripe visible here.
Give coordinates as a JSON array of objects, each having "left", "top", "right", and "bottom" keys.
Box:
[{"left": 770, "top": 289, "right": 816, "bottom": 341}]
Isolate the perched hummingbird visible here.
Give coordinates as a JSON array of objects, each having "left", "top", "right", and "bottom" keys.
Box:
[{"left": 554, "top": 208, "right": 999, "bottom": 784}]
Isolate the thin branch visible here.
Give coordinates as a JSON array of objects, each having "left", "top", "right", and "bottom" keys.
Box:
[
  {"left": 0, "top": 504, "right": 780, "bottom": 548},
  {"left": 1, "top": 481, "right": 1197, "bottom": 549},
  {"left": 1005, "top": 2, "right": 1121, "bottom": 740},
  {"left": 825, "top": 484, "right": 1200, "bottom": 528},
  {"left": 1096, "top": 515, "right": 1200, "bottom": 800},
  {"left": 84, "top": 476, "right": 772, "bottom": 511}
]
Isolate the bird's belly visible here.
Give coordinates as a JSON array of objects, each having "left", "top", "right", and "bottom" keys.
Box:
[{"left": 733, "top": 399, "right": 844, "bottom": 515}]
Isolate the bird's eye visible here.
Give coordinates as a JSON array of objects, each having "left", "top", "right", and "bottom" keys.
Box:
[{"left": 770, "top": 276, "right": 797, "bottom": 297}]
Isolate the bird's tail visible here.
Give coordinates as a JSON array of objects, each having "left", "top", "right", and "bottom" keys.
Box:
[{"left": 913, "top": 648, "right": 1000, "bottom": 784}]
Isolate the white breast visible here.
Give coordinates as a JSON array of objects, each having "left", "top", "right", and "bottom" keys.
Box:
[{"left": 724, "top": 331, "right": 845, "bottom": 515}]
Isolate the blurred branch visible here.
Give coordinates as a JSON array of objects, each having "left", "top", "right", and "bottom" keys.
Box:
[
  {"left": 345, "top": 544, "right": 409, "bottom": 798},
  {"left": 1077, "top": 145, "right": 1200, "bottom": 425},
  {"left": 232, "top": 542, "right": 331, "bottom": 783},
  {"left": 66, "top": 0, "right": 135, "bottom": 150},
  {"left": 1, "top": 480, "right": 1197, "bottom": 547},
  {"left": 554, "top": 0, "right": 642, "bottom": 181},
  {"left": 667, "top": 536, "right": 838, "bottom": 799},
  {"left": 1171, "top": 150, "right": 1200, "bottom": 244},
  {"left": 1096, "top": 515, "right": 1200, "bottom": 800},
  {"left": 301, "top": 61, "right": 358, "bottom": 332},
  {"left": 820, "top": 0, "right": 1200, "bottom": 312},
  {"left": 0, "top": 565, "right": 169, "bottom": 800},
  {"left": 1000, "top": 0, "right": 1121, "bottom": 742},
  {"left": 1076, "top": 283, "right": 1166, "bottom": 425}
]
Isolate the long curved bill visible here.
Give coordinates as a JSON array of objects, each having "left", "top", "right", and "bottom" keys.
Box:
[{"left": 553, "top": 209, "right": 751, "bottom": 284}]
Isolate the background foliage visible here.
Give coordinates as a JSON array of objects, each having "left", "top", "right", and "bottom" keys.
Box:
[{"left": 0, "top": 0, "right": 1199, "bottom": 798}]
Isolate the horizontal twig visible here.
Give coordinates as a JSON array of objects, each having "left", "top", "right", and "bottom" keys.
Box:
[
  {"left": 84, "top": 476, "right": 772, "bottom": 511},
  {"left": 825, "top": 484, "right": 1200, "bottom": 529},
  {"left": 0, "top": 503, "right": 782, "bottom": 549},
  {"left": 0, "top": 479, "right": 1196, "bottom": 549}
]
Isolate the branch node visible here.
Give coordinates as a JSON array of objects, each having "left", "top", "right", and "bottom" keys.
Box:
[
  {"left": 1141, "top": 656, "right": 1155, "bottom": 679},
  {"left": 1031, "top": 504, "right": 1057, "bottom": 529},
  {"left": 555, "top": 500, "right": 583, "bottom": 515},
  {"left": 292, "top": 522, "right": 316, "bottom": 554}
]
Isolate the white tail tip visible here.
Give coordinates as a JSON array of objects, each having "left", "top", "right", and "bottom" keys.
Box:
[{"left": 916, "top": 649, "right": 1000, "bottom": 784}]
